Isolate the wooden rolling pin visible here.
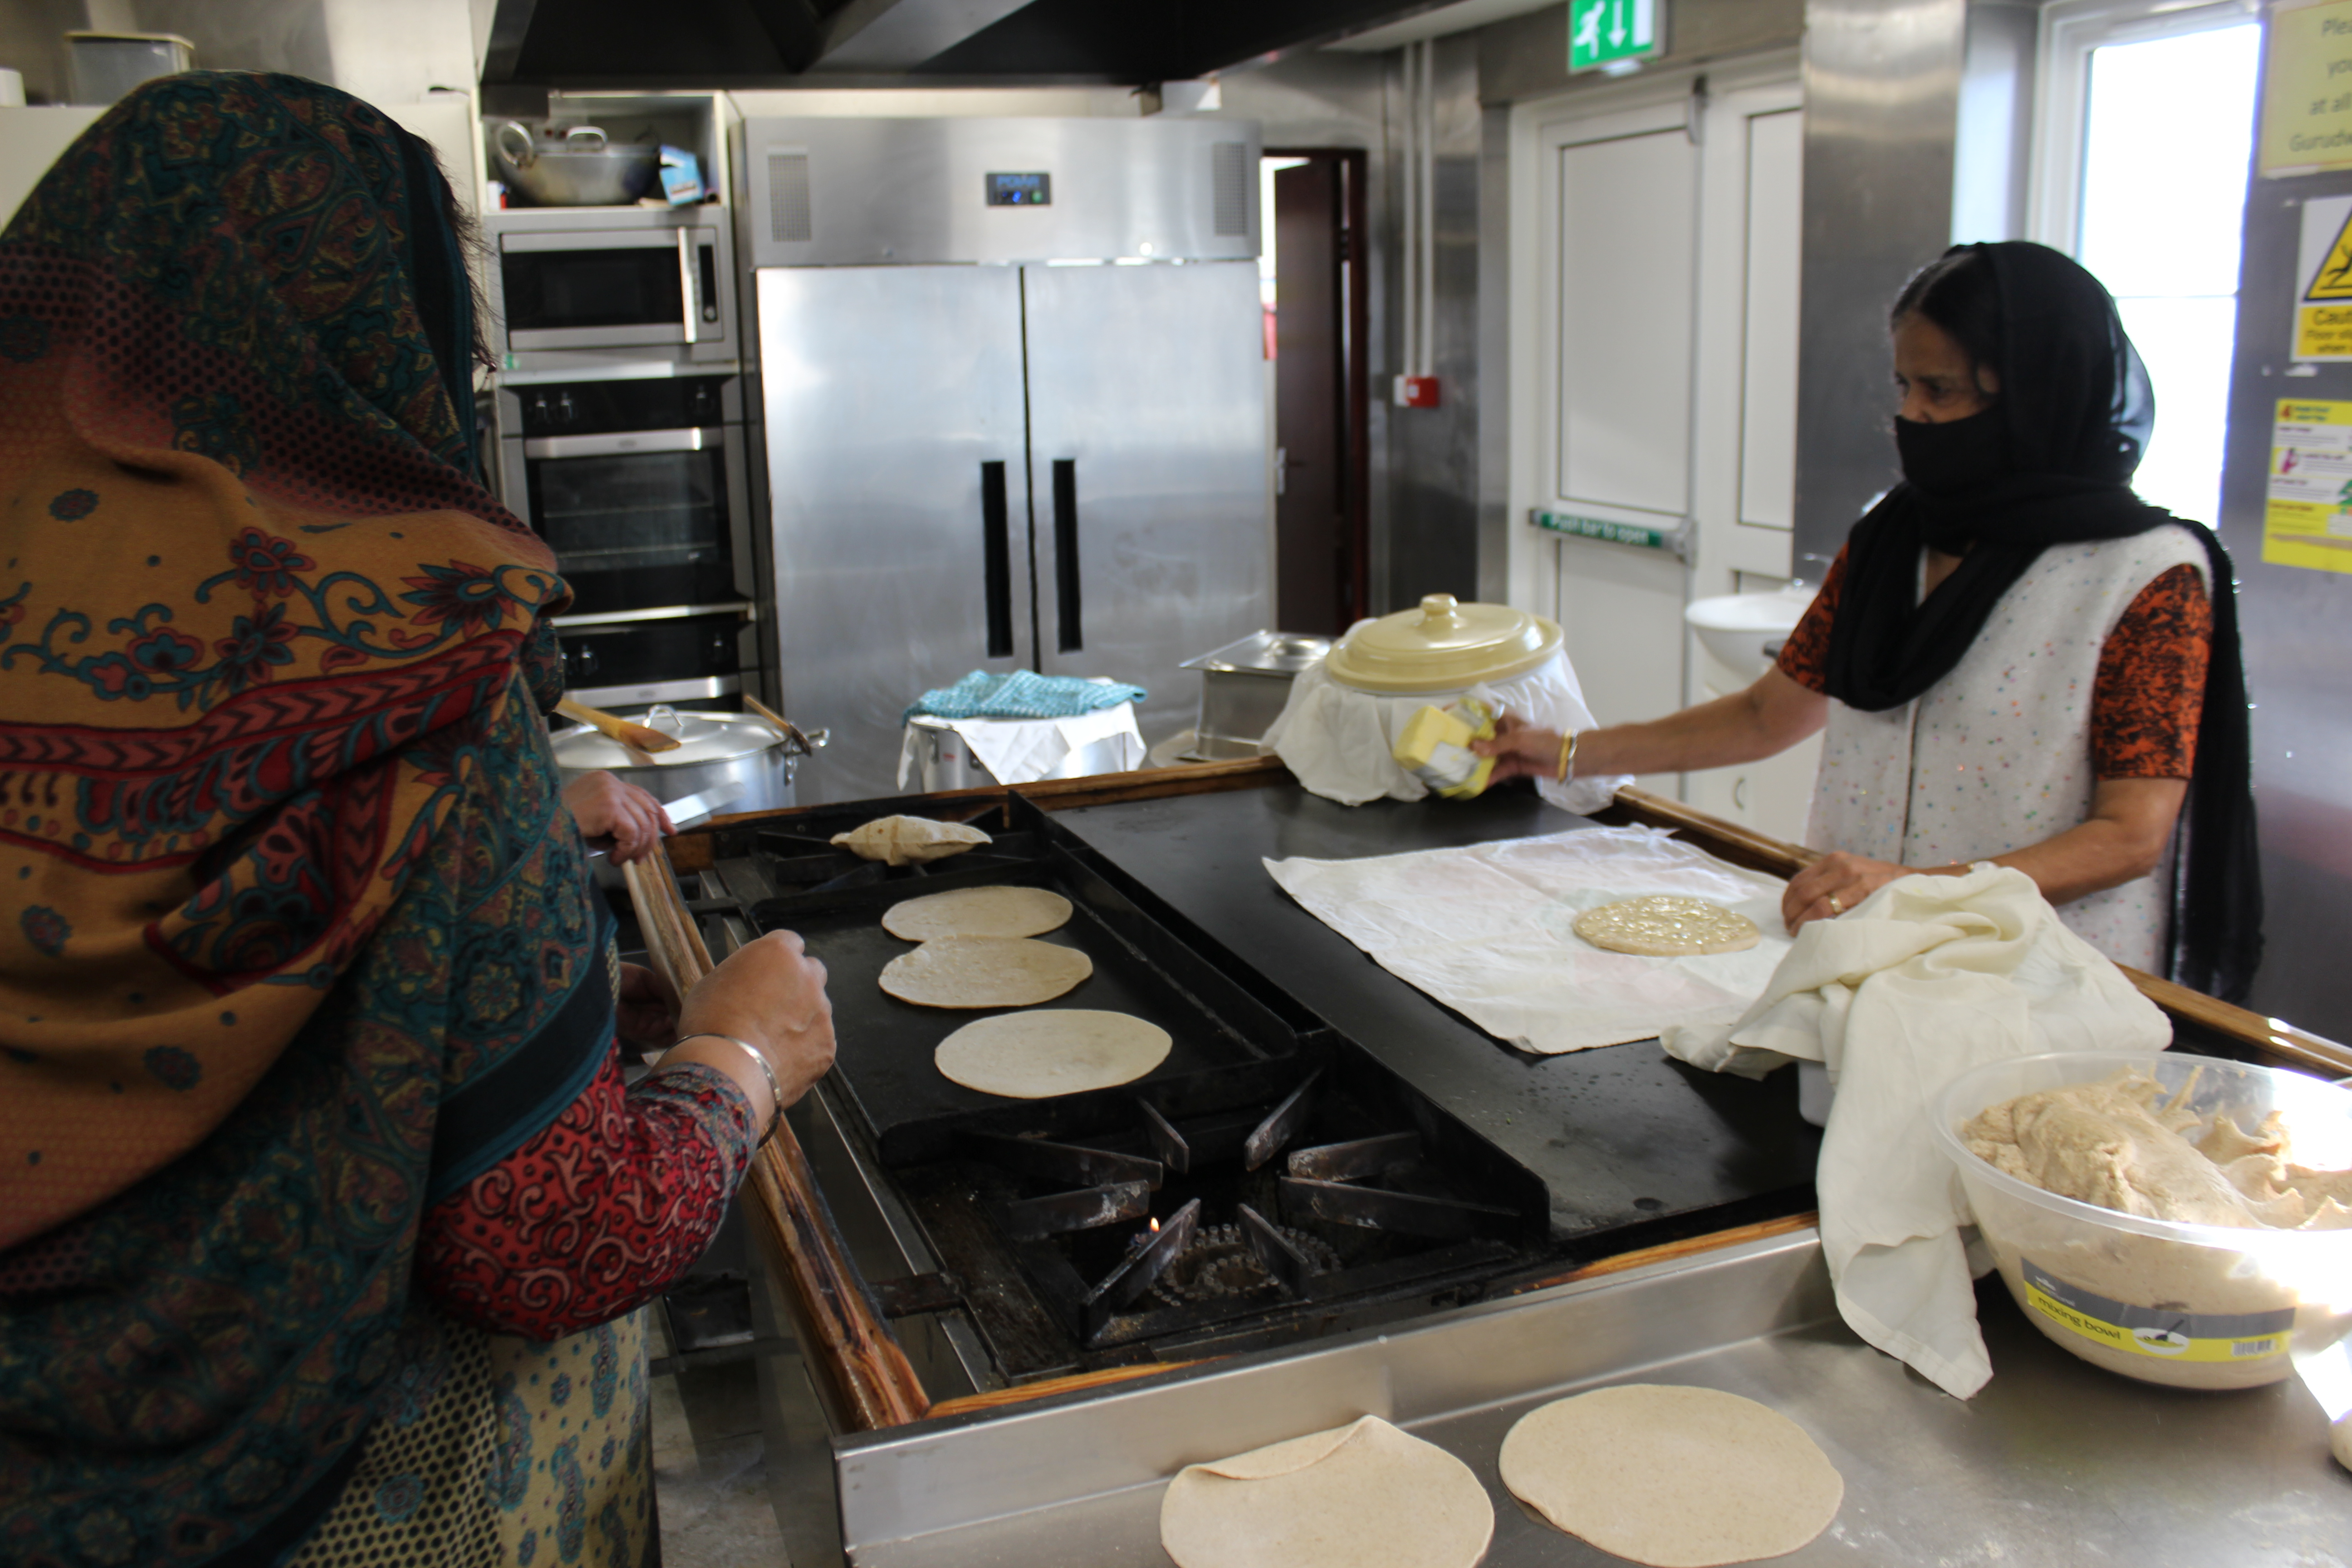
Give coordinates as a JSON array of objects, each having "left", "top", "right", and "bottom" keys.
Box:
[
  {"left": 556, "top": 696, "right": 681, "bottom": 754},
  {"left": 622, "top": 839, "right": 932, "bottom": 1430}
]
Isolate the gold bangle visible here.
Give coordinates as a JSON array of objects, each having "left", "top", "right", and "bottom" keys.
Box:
[
  {"left": 1555, "top": 730, "right": 1579, "bottom": 784},
  {"left": 668, "top": 1032, "right": 781, "bottom": 1147}
]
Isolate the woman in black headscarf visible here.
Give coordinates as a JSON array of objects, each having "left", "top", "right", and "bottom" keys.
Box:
[{"left": 1481, "top": 241, "right": 2260, "bottom": 1001}]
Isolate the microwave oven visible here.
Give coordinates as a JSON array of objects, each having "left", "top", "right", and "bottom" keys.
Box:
[{"left": 485, "top": 206, "right": 737, "bottom": 366}]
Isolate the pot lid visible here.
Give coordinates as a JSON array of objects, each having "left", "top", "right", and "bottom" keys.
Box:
[
  {"left": 550, "top": 705, "right": 787, "bottom": 769},
  {"left": 1323, "top": 594, "right": 1563, "bottom": 693},
  {"left": 1181, "top": 630, "right": 1332, "bottom": 676}
]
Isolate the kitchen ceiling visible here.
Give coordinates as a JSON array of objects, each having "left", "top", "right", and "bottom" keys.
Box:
[{"left": 482, "top": 0, "right": 1501, "bottom": 85}]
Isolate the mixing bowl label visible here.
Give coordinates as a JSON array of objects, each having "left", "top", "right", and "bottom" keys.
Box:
[{"left": 2022, "top": 1259, "right": 2293, "bottom": 1364}]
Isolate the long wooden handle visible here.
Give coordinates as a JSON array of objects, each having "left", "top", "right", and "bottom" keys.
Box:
[
  {"left": 622, "top": 839, "right": 932, "bottom": 1430},
  {"left": 558, "top": 696, "right": 682, "bottom": 754}
]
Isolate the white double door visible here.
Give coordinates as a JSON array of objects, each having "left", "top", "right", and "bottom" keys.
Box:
[{"left": 1508, "top": 65, "right": 1821, "bottom": 842}]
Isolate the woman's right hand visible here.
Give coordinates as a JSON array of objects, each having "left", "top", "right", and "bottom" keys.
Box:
[
  {"left": 674, "top": 930, "right": 837, "bottom": 1113},
  {"left": 1471, "top": 712, "right": 1564, "bottom": 783}
]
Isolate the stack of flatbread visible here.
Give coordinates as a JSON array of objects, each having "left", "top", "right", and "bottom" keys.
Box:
[{"left": 876, "top": 884, "right": 1171, "bottom": 1098}]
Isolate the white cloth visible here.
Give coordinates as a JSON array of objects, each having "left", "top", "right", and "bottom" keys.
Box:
[
  {"left": 896, "top": 704, "right": 1144, "bottom": 789},
  {"left": 1260, "top": 647, "right": 1626, "bottom": 816},
  {"left": 1662, "top": 865, "right": 2169, "bottom": 1399},
  {"left": 1807, "top": 526, "right": 2208, "bottom": 970},
  {"left": 1266, "top": 825, "right": 1792, "bottom": 1054}
]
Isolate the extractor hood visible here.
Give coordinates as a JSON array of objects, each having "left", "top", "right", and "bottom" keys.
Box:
[{"left": 481, "top": 0, "right": 1481, "bottom": 85}]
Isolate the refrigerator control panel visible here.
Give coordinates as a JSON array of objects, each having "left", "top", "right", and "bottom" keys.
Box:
[{"left": 985, "top": 172, "right": 1051, "bottom": 207}]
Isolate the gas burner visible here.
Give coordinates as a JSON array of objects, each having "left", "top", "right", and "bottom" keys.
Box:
[{"left": 1151, "top": 1222, "right": 1342, "bottom": 1306}]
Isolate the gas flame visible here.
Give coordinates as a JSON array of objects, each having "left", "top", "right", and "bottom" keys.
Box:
[{"left": 1149, "top": 1217, "right": 1161, "bottom": 1233}]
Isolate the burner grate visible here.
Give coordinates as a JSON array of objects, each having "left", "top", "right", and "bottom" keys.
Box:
[{"left": 1151, "top": 1221, "right": 1341, "bottom": 1306}]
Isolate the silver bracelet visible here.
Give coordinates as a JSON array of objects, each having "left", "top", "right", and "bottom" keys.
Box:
[{"left": 668, "top": 1032, "right": 782, "bottom": 1147}]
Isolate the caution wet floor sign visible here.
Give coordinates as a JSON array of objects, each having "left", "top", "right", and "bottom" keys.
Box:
[{"left": 2295, "top": 195, "right": 2352, "bottom": 361}]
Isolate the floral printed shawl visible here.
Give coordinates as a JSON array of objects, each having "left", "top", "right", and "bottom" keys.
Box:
[{"left": 0, "top": 74, "right": 615, "bottom": 1566}]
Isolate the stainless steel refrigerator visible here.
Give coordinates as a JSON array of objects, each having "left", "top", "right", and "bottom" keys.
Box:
[{"left": 740, "top": 117, "right": 1270, "bottom": 802}]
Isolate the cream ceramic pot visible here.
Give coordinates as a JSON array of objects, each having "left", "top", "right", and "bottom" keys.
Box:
[
  {"left": 1323, "top": 594, "right": 1564, "bottom": 693},
  {"left": 549, "top": 704, "right": 820, "bottom": 819}
]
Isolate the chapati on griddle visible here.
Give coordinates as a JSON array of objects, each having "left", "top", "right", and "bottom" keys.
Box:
[
  {"left": 933, "top": 1009, "right": 1170, "bottom": 1098},
  {"left": 877, "top": 936, "right": 1091, "bottom": 1009},
  {"left": 883, "top": 884, "right": 1073, "bottom": 941}
]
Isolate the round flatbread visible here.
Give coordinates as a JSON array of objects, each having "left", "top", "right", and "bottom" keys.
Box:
[
  {"left": 935, "top": 1009, "right": 1171, "bottom": 1098},
  {"left": 1499, "top": 1385, "right": 1843, "bottom": 1568},
  {"left": 1160, "top": 1416, "right": 1491, "bottom": 1568},
  {"left": 882, "top": 885, "right": 1073, "bottom": 942},
  {"left": 1573, "top": 896, "right": 1761, "bottom": 956},
  {"left": 878, "top": 936, "right": 1092, "bottom": 1009}
]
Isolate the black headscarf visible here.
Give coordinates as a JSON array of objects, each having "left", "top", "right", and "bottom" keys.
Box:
[{"left": 1820, "top": 241, "right": 2260, "bottom": 1002}]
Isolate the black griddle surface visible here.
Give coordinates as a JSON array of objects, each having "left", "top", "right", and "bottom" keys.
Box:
[
  {"left": 1046, "top": 782, "right": 1823, "bottom": 1247},
  {"left": 745, "top": 847, "right": 1315, "bottom": 1165}
]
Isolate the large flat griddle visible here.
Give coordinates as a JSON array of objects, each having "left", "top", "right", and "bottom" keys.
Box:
[{"left": 738, "top": 799, "right": 1326, "bottom": 1166}]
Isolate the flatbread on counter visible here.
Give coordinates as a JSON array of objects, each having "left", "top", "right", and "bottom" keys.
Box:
[
  {"left": 831, "top": 814, "right": 991, "bottom": 867},
  {"left": 1159, "top": 1415, "right": 1491, "bottom": 1568},
  {"left": 1499, "top": 1385, "right": 1842, "bottom": 1568},
  {"left": 934, "top": 1009, "right": 1171, "bottom": 1098},
  {"left": 878, "top": 936, "right": 1092, "bottom": 1009},
  {"left": 1572, "top": 895, "right": 1761, "bottom": 957},
  {"left": 883, "top": 885, "right": 1073, "bottom": 942}
]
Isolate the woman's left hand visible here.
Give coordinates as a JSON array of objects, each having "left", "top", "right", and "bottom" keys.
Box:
[
  {"left": 562, "top": 770, "right": 675, "bottom": 864},
  {"left": 1782, "top": 851, "right": 1919, "bottom": 932},
  {"left": 616, "top": 961, "right": 680, "bottom": 1049}
]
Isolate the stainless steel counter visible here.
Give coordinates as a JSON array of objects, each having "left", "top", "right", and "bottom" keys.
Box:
[{"left": 803, "top": 1227, "right": 2350, "bottom": 1567}]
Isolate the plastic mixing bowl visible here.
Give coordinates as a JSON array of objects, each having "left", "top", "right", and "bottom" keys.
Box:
[{"left": 1934, "top": 1051, "right": 2352, "bottom": 1391}]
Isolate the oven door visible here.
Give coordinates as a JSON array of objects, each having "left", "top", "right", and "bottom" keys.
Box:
[
  {"left": 552, "top": 608, "right": 749, "bottom": 710},
  {"left": 498, "top": 225, "right": 728, "bottom": 354},
  {"left": 515, "top": 426, "right": 748, "bottom": 616}
]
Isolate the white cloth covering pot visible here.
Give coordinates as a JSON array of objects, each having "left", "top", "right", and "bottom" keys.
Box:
[
  {"left": 1261, "top": 647, "right": 1625, "bottom": 816},
  {"left": 1661, "top": 865, "right": 2169, "bottom": 1399}
]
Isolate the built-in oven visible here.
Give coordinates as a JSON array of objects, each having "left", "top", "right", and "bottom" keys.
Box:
[
  {"left": 496, "top": 372, "right": 757, "bottom": 709},
  {"left": 486, "top": 206, "right": 735, "bottom": 366}
]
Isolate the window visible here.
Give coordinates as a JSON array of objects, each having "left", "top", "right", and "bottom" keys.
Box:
[{"left": 2034, "top": 1, "right": 2263, "bottom": 524}]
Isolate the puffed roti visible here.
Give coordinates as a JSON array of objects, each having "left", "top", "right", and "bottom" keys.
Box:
[
  {"left": 1159, "top": 1415, "right": 1492, "bottom": 1568},
  {"left": 1572, "top": 895, "right": 1761, "bottom": 956},
  {"left": 883, "top": 885, "right": 1073, "bottom": 942},
  {"left": 878, "top": 936, "right": 1092, "bottom": 1009},
  {"left": 1499, "top": 1385, "right": 1842, "bottom": 1567},
  {"left": 934, "top": 1009, "right": 1171, "bottom": 1098}
]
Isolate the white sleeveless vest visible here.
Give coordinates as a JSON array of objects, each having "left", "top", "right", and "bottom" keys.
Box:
[{"left": 1804, "top": 525, "right": 2209, "bottom": 971}]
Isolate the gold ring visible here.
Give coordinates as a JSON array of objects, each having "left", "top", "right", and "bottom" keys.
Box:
[{"left": 1828, "top": 894, "right": 1843, "bottom": 915}]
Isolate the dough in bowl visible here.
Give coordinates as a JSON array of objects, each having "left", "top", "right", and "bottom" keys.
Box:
[
  {"left": 883, "top": 885, "right": 1073, "bottom": 941},
  {"left": 935, "top": 1009, "right": 1171, "bottom": 1098},
  {"left": 1499, "top": 1384, "right": 1842, "bottom": 1568},
  {"left": 878, "top": 936, "right": 1092, "bottom": 1009},
  {"left": 1160, "top": 1415, "right": 1491, "bottom": 1568},
  {"left": 1573, "top": 895, "right": 1761, "bottom": 956}
]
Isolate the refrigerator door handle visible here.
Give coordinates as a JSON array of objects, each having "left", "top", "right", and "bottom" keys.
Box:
[
  {"left": 980, "top": 460, "right": 1014, "bottom": 657},
  {"left": 1052, "top": 458, "right": 1082, "bottom": 652}
]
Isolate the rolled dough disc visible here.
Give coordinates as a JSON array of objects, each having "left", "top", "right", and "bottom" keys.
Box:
[
  {"left": 878, "top": 936, "right": 1092, "bottom": 1009},
  {"left": 883, "top": 885, "right": 1073, "bottom": 941},
  {"left": 1160, "top": 1415, "right": 1492, "bottom": 1568},
  {"left": 1499, "top": 1384, "right": 1843, "bottom": 1568},
  {"left": 1573, "top": 896, "right": 1761, "bottom": 956},
  {"left": 934, "top": 1009, "right": 1171, "bottom": 1098}
]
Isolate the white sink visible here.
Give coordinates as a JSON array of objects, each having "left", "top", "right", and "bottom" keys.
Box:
[{"left": 1683, "top": 587, "right": 1817, "bottom": 680}]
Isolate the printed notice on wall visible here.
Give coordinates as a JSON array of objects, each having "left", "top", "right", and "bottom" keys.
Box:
[
  {"left": 2261, "top": 0, "right": 2352, "bottom": 177},
  {"left": 2293, "top": 195, "right": 2352, "bottom": 360},
  {"left": 2265, "top": 400, "right": 2352, "bottom": 575}
]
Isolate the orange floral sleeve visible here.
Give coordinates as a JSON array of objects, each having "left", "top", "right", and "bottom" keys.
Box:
[{"left": 1772, "top": 549, "right": 1845, "bottom": 694}]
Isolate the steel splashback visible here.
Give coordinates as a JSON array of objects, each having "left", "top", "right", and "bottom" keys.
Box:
[{"left": 740, "top": 116, "right": 1263, "bottom": 267}]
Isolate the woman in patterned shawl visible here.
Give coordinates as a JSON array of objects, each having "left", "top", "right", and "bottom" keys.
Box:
[{"left": 0, "top": 74, "right": 834, "bottom": 1567}]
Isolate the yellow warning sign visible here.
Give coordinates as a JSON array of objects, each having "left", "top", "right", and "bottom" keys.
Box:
[
  {"left": 2311, "top": 208, "right": 2352, "bottom": 300},
  {"left": 2296, "top": 196, "right": 2352, "bottom": 360},
  {"left": 2265, "top": 400, "right": 2352, "bottom": 575}
]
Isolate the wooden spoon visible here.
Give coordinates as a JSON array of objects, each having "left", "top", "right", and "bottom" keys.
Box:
[{"left": 556, "top": 696, "right": 682, "bottom": 754}]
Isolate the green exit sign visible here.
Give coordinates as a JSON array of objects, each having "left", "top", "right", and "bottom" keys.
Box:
[{"left": 1569, "top": 0, "right": 1664, "bottom": 73}]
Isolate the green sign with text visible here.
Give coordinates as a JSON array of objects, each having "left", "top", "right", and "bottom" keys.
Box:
[{"left": 1568, "top": 0, "right": 1664, "bottom": 73}]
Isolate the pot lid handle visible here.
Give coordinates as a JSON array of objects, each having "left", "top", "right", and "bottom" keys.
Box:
[
  {"left": 645, "top": 702, "right": 686, "bottom": 735},
  {"left": 564, "top": 125, "right": 609, "bottom": 152},
  {"left": 1418, "top": 593, "right": 1465, "bottom": 631}
]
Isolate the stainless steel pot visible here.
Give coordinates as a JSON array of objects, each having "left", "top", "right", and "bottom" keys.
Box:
[
  {"left": 493, "top": 122, "right": 660, "bottom": 207},
  {"left": 550, "top": 704, "right": 825, "bottom": 822},
  {"left": 1179, "top": 631, "right": 1330, "bottom": 760}
]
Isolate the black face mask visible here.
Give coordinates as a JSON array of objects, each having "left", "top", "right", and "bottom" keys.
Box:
[{"left": 1893, "top": 405, "right": 2009, "bottom": 499}]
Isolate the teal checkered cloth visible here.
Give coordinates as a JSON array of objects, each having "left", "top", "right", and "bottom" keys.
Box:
[{"left": 907, "top": 670, "right": 1147, "bottom": 722}]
